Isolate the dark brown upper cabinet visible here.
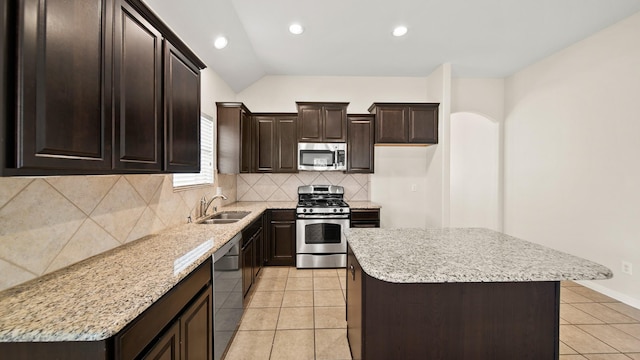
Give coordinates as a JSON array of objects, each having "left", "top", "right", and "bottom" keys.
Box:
[
  {"left": 253, "top": 113, "right": 298, "bottom": 174},
  {"left": 1, "top": 0, "right": 205, "bottom": 176},
  {"left": 275, "top": 115, "right": 298, "bottom": 173},
  {"left": 113, "top": 1, "right": 162, "bottom": 171},
  {"left": 217, "top": 102, "right": 253, "bottom": 174},
  {"left": 163, "top": 41, "right": 201, "bottom": 173},
  {"left": 11, "top": 0, "right": 115, "bottom": 173},
  {"left": 347, "top": 114, "right": 375, "bottom": 173},
  {"left": 296, "top": 102, "right": 348, "bottom": 142},
  {"left": 368, "top": 103, "right": 439, "bottom": 144},
  {"left": 254, "top": 115, "right": 276, "bottom": 173}
]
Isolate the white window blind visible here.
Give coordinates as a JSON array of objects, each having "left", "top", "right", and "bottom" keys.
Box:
[{"left": 173, "top": 115, "right": 215, "bottom": 188}]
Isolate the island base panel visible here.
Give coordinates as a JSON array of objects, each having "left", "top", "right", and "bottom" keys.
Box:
[{"left": 347, "top": 266, "right": 559, "bottom": 359}]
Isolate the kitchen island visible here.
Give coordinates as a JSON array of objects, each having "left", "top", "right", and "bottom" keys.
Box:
[{"left": 345, "top": 228, "right": 612, "bottom": 360}]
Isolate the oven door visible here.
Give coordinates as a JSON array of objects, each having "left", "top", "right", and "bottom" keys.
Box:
[{"left": 296, "top": 217, "right": 349, "bottom": 254}]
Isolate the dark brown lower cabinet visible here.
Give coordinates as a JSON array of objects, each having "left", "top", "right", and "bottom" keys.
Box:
[
  {"left": 241, "top": 236, "right": 254, "bottom": 297},
  {"left": 349, "top": 209, "right": 380, "bottom": 228},
  {"left": 0, "top": 258, "right": 213, "bottom": 360},
  {"left": 346, "top": 245, "right": 560, "bottom": 360},
  {"left": 142, "top": 283, "right": 213, "bottom": 360},
  {"left": 265, "top": 209, "right": 296, "bottom": 266},
  {"left": 142, "top": 322, "right": 179, "bottom": 360},
  {"left": 253, "top": 227, "right": 264, "bottom": 279},
  {"left": 241, "top": 214, "right": 264, "bottom": 298},
  {"left": 180, "top": 286, "right": 213, "bottom": 360}
]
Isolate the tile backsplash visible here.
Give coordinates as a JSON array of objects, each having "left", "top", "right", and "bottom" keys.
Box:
[
  {"left": 0, "top": 173, "right": 236, "bottom": 292},
  {"left": 0, "top": 171, "right": 368, "bottom": 292},
  {"left": 237, "top": 172, "right": 370, "bottom": 201}
]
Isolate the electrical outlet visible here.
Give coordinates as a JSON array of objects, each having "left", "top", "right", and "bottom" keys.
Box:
[
  {"left": 411, "top": 184, "right": 417, "bottom": 192},
  {"left": 622, "top": 261, "right": 633, "bottom": 275}
]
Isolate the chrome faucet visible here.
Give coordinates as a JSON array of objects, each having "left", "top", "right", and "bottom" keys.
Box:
[{"left": 200, "top": 193, "right": 228, "bottom": 217}]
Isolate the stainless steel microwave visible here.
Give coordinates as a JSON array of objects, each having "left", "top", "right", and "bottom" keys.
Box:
[{"left": 298, "top": 143, "right": 347, "bottom": 171}]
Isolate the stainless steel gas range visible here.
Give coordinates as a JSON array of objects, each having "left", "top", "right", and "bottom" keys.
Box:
[{"left": 296, "top": 185, "right": 350, "bottom": 268}]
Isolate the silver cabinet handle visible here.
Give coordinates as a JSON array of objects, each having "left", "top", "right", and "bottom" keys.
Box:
[{"left": 349, "top": 264, "right": 355, "bottom": 280}]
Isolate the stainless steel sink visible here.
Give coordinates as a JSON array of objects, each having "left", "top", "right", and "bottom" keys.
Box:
[
  {"left": 199, "top": 218, "right": 239, "bottom": 224},
  {"left": 209, "top": 211, "right": 250, "bottom": 220},
  {"left": 197, "top": 211, "right": 251, "bottom": 225}
]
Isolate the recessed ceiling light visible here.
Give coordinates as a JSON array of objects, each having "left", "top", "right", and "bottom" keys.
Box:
[
  {"left": 393, "top": 26, "right": 408, "bottom": 37},
  {"left": 214, "top": 36, "right": 228, "bottom": 49},
  {"left": 289, "top": 23, "right": 304, "bottom": 35}
]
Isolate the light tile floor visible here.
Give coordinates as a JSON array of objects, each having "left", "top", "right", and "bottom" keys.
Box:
[{"left": 223, "top": 267, "right": 640, "bottom": 360}]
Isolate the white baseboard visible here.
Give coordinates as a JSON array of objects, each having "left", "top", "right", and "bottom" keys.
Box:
[{"left": 577, "top": 280, "right": 640, "bottom": 310}]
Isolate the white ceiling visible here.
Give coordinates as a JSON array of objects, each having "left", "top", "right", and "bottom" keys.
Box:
[{"left": 143, "top": 0, "right": 640, "bottom": 92}]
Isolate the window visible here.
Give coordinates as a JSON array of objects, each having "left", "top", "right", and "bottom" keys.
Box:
[{"left": 173, "top": 114, "right": 215, "bottom": 188}]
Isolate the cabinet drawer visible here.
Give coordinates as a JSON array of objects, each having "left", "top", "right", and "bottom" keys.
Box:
[
  {"left": 350, "top": 209, "right": 380, "bottom": 221},
  {"left": 351, "top": 222, "right": 379, "bottom": 228},
  {"left": 270, "top": 209, "right": 296, "bottom": 221},
  {"left": 116, "top": 258, "right": 212, "bottom": 359}
]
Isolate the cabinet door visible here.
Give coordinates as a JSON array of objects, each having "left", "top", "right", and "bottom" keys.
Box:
[
  {"left": 347, "top": 115, "right": 374, "bottom": 173},
  {"left": 323, "top": 105, "right": 347, "bottom": 142},
  {"left": 265, "top": 210, "right": 296, "bottom": 266},
  {"left": 375, "top": 106, "right": 407, "bottom": 143},
  {"left": 164, "top": 41, "right": 201, "bottom": 172},
  {"left": 254, "top": 116, "right": 275, "bottom": 172},
  {"left": 275, "top": 116, "right": 298, "bottom": 173},
  {"left": 15, "top": 0, "right": 113, "bottom": 171},
  {"left": 142, "top": 321, "right": 180, "bottom": 360},
  {"left": 408, "top": 105, "right": 438, "bottom": 143},
  {"left": 297, "top": 105, "right": 323, "bottom": 142},
  {"left": 181, "top": 287, "right": 213, "bottom": 360},
  {"left": 216, "top": 103, "right": 251, "bottom": 174},
  {"left": 269, "top": 222, "right": 295, "bottom": 266},
  {"left": 253, "top": 228, "right": 263, "bottom": 278},
  {"left": 113, "top": 1, "right": 162, "bottom": 171},
  {"left": 346, "top": 247, "right": 363, "bottom": 360},
  {"left": 240, "top": 110, "right": 253, "bottom": 173},
  {"left": 242, "top": 239, "right": 254, "bottom": 296}
]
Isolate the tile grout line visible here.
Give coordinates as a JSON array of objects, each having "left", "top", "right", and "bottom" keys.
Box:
[
  {"left": 266, "top": 273, "right": 285, "bottom": 360},
  {"left": 312, "top": 269, "right": 317, "bottom": 360}
]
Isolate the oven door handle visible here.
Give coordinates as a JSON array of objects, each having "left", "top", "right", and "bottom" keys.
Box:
[{"left": 296, "top": 214, "right": 350, "bottom": 219}]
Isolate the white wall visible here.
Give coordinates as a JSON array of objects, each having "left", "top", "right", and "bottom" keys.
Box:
[
  {"left": 237, "top": 75, "right": 449, "bottom": 228},
  {"left": 236, "top": 75, "right": 428, "bottom": 113},
  {"left": 201, "top": 68, "right": 236, "bottom": 117},
  {"left": 423, "top": 64, "right": 452, "bottom": 227},
  {"left": 451, "top": 78, "right": 505, "bottom": 121},
  {"left": 504, "top": 12, "right": 640, "bottom": 306},
  {"left": 450, "top": 78, "right": 505, "bottom": 230},
  {"left": 372, "top": 146, "right": 430, "bottom": 228},
  {"left": 450, "top": 113, "right": 500, "bottom": 230}
]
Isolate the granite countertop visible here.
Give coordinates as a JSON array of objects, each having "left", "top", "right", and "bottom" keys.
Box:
[
  {"left": 346, "top": 201, "right": 381, "bottom": 209},
  {"left": 346, "top": 227, "right": 613, "bottom": 284},
  {"left": 0, "top": 201, "right": 296, "bottom": 343}
]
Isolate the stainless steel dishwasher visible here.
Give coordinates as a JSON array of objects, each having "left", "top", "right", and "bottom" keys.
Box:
[{"left": 213, "top": 233, "right": 242, "bottom": 360}]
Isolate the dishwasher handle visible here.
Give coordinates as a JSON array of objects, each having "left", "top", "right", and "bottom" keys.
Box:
[{"left": 213, "top": 233, "right": 242, "bottom": 262}]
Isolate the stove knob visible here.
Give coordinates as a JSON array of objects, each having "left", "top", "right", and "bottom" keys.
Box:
[
  {"left": 303, "top": 208, "right": 307, "bottom": 213},
  {"left": 309, "top": 209, "right": 313, "bottom": 213},
  {"left": 340, "top": 208, "right": 344, "bottom": 212},
  {"left": 333, "top": 208, "right": 337, "bottom": 213}
]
